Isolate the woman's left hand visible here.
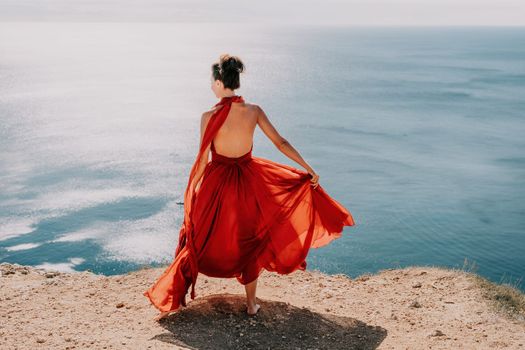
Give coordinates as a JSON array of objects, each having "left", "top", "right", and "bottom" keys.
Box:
[{"left": 308, "top": 171, "right": 320, "bottom": 189}]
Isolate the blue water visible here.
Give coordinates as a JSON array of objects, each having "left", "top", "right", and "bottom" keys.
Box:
[{"left": 1, "top": 23, "right": 524, "bottom": 291}]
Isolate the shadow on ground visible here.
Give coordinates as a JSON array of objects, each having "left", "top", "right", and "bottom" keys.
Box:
[{"left": 150, "top": 293, "right": 387, "bottom": 349}]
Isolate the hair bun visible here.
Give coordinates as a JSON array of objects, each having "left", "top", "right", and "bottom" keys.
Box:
[{"left": 220, "top": 54, "right": 245, "bottom": 74}]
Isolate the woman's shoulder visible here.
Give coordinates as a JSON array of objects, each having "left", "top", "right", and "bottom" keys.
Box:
[
  {"left": 236, "top": 101, "right": 263, "bottom": 116},
  {"left": 202, "top": 105, "right": 223, "bottom": 119},
  {"left": 245, "top": 102, "right": 260, "bottom": 110}
]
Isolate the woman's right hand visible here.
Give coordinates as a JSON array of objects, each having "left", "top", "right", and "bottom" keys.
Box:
[{"left": 308, "top": 170, "right": 320, "bottom": 189}]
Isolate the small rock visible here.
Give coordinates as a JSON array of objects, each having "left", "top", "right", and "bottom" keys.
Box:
[
  {"left": 412, "top": 282, "right": 422, "bottom": 288},
  {"left": 45, "top": 271, "right": 59, "bottom": 278},
  {"left": 409, "top": 300, "right": 421, "bottom": 308},
  {"left": 116, "top": 302, "right": 125, "bottom": 308},
  {"left": 357, "top": 275, "right": 370, "bottom": 282},
  {"left": 430, "top": 330, "right": 445, "bottom": 337}
]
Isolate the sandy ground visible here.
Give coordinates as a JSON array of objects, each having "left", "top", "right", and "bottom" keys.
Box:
[{"left": 1, "top": 262, "right": 524, "bottom": 349}]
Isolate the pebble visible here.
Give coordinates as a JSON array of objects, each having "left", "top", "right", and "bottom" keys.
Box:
[
  {"left": 409, "top": 300, "right": 421, "bottom": 308},
  {"left": 430, "top": 330, "right": 445, "bottom": 337}
]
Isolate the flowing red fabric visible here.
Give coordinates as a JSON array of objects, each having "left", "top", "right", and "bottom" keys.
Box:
[{"left": 143, "top": 95, "right": 355, "bottom": 312}]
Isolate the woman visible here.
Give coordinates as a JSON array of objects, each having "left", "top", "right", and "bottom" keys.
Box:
[{"left": 144, "top": 54, "right": 355, "bottom": 321}]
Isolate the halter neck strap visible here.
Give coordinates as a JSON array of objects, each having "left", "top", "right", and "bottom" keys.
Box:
[{"left": 215, "top": 95, "right": 244, "bottom": 107}]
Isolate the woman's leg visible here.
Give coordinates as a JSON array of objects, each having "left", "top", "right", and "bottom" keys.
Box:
[{"left": 244, "top": 277, "right": 261, "bottom": 315}]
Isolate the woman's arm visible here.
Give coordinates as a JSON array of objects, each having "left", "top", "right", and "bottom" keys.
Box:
[{"left": 255, "top": 105, "right": 320, "bottom": 188}]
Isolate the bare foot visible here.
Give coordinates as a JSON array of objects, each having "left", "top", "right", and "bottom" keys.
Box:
[
  {"left": 246, "top": 303, "right": 261, "bottom": 316},
  {"left": 153, "top": 311, "right": 172, "bottom": 322}
]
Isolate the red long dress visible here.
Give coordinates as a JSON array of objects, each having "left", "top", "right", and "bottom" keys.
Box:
[{"left": 143, "top": 95, "right": 355, "bottom": 312}]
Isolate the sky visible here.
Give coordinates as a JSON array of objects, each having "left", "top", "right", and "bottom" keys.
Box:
[{"left": 0, "top": 0, "right": 524, "bottom": 26}]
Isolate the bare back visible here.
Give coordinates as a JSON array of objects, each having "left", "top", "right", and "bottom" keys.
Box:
[
  {"left": 211, "top": 102, "right": 258, "bottom": 157},
  {"left": 199, "top": 100, "right": 315, "bottom": 183}
]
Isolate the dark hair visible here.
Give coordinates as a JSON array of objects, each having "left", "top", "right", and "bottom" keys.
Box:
[{"left": 211, "top": 54, "right": 245, "bottom": 90}]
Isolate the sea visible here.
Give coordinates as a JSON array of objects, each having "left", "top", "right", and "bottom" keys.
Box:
[{"left": 1, "top": 23, "right": 524, "bottom": 291}]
